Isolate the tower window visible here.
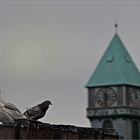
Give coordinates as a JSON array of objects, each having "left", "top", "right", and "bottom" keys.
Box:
[
  {"left": 102, "top": 120, "right": 113, "bottom": 129},
  {"left": 132, "top": 121, "right": 139, "bottom": 139}
]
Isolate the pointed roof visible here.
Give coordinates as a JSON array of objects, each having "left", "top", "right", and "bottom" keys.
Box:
[{"left": 86, "top": 33, "right": 140, "bottom": 88}]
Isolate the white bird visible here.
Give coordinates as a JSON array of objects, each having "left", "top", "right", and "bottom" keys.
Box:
[
  {"left": 4, "top": 102, "right": 21, "bottom": 113},
  {"left": 0, "top": 92, "right": 26, "bottom": 123}
]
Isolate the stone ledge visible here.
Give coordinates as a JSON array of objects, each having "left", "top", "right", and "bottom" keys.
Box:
[{"left": 0, "top": 119, "right": 118, "bottom": 139}]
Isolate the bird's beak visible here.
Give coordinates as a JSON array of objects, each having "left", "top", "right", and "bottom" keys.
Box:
[{"left": 50, "top": 103, "right": 53, "bottom": 105}]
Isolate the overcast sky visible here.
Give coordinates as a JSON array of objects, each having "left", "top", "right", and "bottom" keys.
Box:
[{"left": 0, "top": 0, "right": 140, "bottom": 127}]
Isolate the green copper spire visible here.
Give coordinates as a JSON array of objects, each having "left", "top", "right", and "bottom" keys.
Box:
[{"left": 86, "top": 33, "right": 140, "bottom": 87}]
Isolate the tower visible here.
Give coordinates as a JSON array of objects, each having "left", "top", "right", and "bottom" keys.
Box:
[{"left": 86, "top": 27, "right": 140, "bottom": 139}]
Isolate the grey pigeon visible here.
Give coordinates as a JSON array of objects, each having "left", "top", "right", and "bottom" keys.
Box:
[{"left": 24, "top": 100, "right": 52, "bottom": 120}]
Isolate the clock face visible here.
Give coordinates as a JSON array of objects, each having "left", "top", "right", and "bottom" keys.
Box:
[
  {"left": 130, "top": 88, "right": 140, "bottom": 107},
  {"left": 95, "top": 87, "right": 117, "bottom": 107}
]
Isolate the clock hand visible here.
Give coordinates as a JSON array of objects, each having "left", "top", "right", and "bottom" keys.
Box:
[{"left": 103, "top": 92, "right": 108, "bottom": 106}]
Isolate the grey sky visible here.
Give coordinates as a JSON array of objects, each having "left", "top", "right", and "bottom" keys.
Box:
[{"left": 0, "top": 1, "right": 140, "bottom": 126}]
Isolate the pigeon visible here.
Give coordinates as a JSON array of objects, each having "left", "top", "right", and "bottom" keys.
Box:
[
  {"left": 1, "top": 106, "right": 26, "bottom": 122},
  {"left": 24, "top": 100, "right": 52, "bottom": 120},
  {"left": 4, "top": 102, "right": 21, "bottom": 113},
  {"left": 0, "top": 92, "right": 26, "bottom": 123},
  {"left": 0, "top": 107, "right": 14, "bottom": 123},
  {"left": 0, "top": 93, "right": 21, "bottom": 113}
]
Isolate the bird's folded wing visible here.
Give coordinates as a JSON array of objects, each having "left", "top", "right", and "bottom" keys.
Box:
[
  {"left": 26, "top": 106, "right": 40, "bottom": 116},
  {"left": 0, "top": 107, "right": 14, "bottom": 123},
  {"left": 2, "top": 107, "right": 26, "bottom": 120},
  {"left": 4, "top": 103, "right": 21, "bottom": 113}
]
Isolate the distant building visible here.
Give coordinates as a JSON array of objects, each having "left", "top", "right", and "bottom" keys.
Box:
[{"left": 86, "top": 27, "right": 140, "bottom": 139}]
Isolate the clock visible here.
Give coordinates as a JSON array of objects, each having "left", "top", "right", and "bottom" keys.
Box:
[
  {"left": 130, "top": 88, "right": 140, "bottom": 107},
  {"left": 95, "top": 87, "right": 117, "bottom": 107}
]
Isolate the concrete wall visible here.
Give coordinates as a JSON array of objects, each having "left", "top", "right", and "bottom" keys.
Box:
[{"left": 0, "top": 119, "right": 118, "bottom": 139}]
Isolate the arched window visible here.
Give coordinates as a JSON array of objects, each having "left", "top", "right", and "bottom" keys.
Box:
[
  {"left": 132, "top": 121, "right": 139, "bottom": 139},
  {"left": 102, "top": 120, "right": 113, "bottom": 129}
]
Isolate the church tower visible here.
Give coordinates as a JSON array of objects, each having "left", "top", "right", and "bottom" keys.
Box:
[{"left": 86, "top": 26, "right": 140, "bottom": 139}]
